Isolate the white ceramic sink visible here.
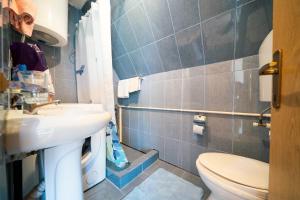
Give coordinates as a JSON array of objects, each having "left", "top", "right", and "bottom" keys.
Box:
[
  {"left": 4, "top": 104, "right": 111, "bottom": 155},
  {"left": 3, "top": 103, "right": 111, "bottom": 200}
]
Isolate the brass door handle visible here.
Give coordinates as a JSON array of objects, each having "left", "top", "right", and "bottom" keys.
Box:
[
  {"left": 259, "top": 61, "right": 279, "bottom": 75},
  {"left": 259, "top": 49, "right": 283, "bottom": 109}
]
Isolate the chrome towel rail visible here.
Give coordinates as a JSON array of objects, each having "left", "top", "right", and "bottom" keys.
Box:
[{"left": 118, "top": 105, "right": 271, "bottom": 118}]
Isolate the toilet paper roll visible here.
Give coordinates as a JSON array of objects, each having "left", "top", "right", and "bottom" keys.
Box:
[{"left": 193, "top": 124, "right": 204, "bottom": 135}]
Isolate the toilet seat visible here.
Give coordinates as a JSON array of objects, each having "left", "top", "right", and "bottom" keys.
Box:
[{"left": 196, "top": 153, "right": 269, "bottom": 200}]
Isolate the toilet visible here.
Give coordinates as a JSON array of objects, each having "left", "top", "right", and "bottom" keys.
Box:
[{"left": 196, "top": 153, "right": 269, "bottom": 200}]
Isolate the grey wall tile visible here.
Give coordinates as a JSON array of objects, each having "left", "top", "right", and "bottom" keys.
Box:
[
  {"left": 176, "top": 25, "right": 204, "bottom": 68},
  {"left": 143, "top": 0, "right": 174, "bottom": 40},
  {"left": 163, "top": 112, "right": 182, "bottom": 139},
  {"left": 206, "top": 115, "right": 234, "bottom": 152},
  {"left": 116, "top": 54, "right": 137, "bottom": 79},
  {"left": 128, "top": 49, "right": 150, "bottom": 76},
  {"left": 54, "top": 79, "right": 77, "bottom": 103},
  {"left": 163, "top": 69, "right": 182, "bottom": 80},
  {"left": 141, "top": 43, "right": 164, "bottom": 74},
  {"left": 122, "top": 127, "right": 130, "bottom": 145},
  {"left": 149, "top": 111, "right": 165, "bottom": 136},
  {"left": 168, "top": 0, "right": 200, "bottom": 32},
  {"left": 233, "top": 116, "right": 269, "bottom": 162},
  {"left": 122, "top": 109, "right": 130, "bottom": 128},
  {"left": 235, "top": 0, "right": 272, "bottom": 58},
  {"left": 182, "top": 66, "right": 205, "bottom": 78},
  {"left": 202, "top": 10, "right": 235, "bottom": 64},
  {"left": 149, "top": 134, "right": 165, "bottom": 160},
  {"left": 113, "top": 58, "right": 127, "bottom": 79},
  {"left": 234, "top": 69, "right": 266, "bottom": 113},
  {"left": 234, "top": 55, "right": 259, "bottom": 71},
  {"left": 111, "top": 0, "right": 271, "bottom": 79},
  {"left": 164, "top": 138, "right": 180, "bottom": 166},
  {"left": 127, "top": 4, "right": 155, "bottom": 47},
  {"left": 111, "top": 0, "right": 139, "bottom": 22},
  {"left": 157, "top": 35, "right": 181, "bottom": 71},
  {"left": 199, "top": 0, "right": 235, "bottom": 21},
  {"left": 205, "top": 72, "right": 234, "bottom": 111},
  {"left": 129, "top": 109, "right": 139, "bottom": 130},
  {"left": 149, "top": 80, "right": 165, "bottom": 107},
  {"left": 129, "top": 128, "right": 142, "bottom": 150},
  {"left": 236, "top": 0, "right": 254, "bottom": 6},
  {"left": 111, "top": 25, "right": 126, "bottom": 58},
  {"left": 115, "top": 15, "right": 139, "bottom": 52},
  {"left": 179, "top": 141, "right": 207, "bottom": 175},
  {"left": 137, "top": 80, "right": 150, "bottom": 107},
  {"left": 205, "top": 60, "right": 233, "bottom": 74},
  {"left": 164, "top": 79, "right": 182, "bottom": 109},
  {"left": 140, "top": 132, "right": 152, "bottom": 152},
  {"left": 139, "top": 110, "right": 150, "bottom": 132},
  {"left": 182, "top": 76, "right": 205, "bottom": 110}
]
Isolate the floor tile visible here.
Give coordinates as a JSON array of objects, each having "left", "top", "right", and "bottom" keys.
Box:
[{"left": 84, "top": 180, "right": 124, "bottom": 200}]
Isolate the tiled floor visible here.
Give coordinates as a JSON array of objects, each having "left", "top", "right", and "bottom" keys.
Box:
[{"left": 84, "top": 159, "right": 210, "bottom": 200}]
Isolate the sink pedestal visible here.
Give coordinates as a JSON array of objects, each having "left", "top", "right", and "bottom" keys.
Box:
[{"left": 44, "top": 140, "right": 84, "bottom": 200}]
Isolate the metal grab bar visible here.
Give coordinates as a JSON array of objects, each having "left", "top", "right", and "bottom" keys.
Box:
[{"left": 118, "top": 105, "right": 271, "bottom": 118}]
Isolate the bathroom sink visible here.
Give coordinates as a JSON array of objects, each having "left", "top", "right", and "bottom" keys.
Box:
[
  {"left": 4, "top": 105, "right": 111, "bottom": 155},
  {"left": 33, "top": 103, "right": 104, "bottom": 115},
  {"left": 3, "top": 104, "right": 111, "bottom": 200}
]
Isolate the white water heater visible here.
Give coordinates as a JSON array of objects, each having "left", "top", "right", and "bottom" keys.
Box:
[
  {"left": 259, "top": 31, "right": 273, "bottom": 102},
  {"left": 32, "top": 0, "right": 68, "bottom": 46}
]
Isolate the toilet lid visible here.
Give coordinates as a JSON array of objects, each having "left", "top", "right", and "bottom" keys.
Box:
[{"left": 198, "top": 153, "right": 269, "bottom": 190}]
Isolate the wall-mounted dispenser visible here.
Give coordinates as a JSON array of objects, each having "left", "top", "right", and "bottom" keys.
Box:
[
  {"left": 258, "top": 31, "right": 273, "bottom": 102},
  {"left": 32, "top": 0, "right": 68, "bottom": 46}
]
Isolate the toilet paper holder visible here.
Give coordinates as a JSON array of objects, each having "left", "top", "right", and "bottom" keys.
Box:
[
  {"left": 193, "top": 115, "right": 206, "bottom": 135},
  {"left": 193, "top": 115, "right": 206, "bottom": 124}
]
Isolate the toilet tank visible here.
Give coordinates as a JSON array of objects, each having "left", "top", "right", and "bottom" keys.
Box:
[{"left": 258, "top": 31, "right": 273, "bottom": 102}]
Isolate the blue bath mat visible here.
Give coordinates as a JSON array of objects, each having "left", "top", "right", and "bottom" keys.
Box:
[{"left": 123, "top": 168, "right": 203, "bottom": 200}]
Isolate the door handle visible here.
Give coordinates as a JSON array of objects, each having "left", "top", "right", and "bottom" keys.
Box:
[{"left": 259, "top": 49, "right": 282, "bottom": 109}]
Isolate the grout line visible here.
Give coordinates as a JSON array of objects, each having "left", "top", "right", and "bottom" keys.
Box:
[
  {"left": 201, "top": 7, "right": 236, "bottom": 24},
  {"left": 139, "top": 1, "right": 162, "bottom": 74},
  {"left": 236, "top": 0, "right": 257, "bottom": 8},
  {"left": 121, "top": 14, "right": 139, "bottom": 76},
  {"left": 113, "top": 18, "right": 138, "bottom": 77},
  {"left": 197, "top": 0, "right": 207, "bottom": 110},
  {"left": 165, "top": 0, "right": 183, "bottom": 70},
  {"left": 197, "top": 0, "right": 206, "bottom": 65},
  {"left": 112, "top": 0, "right": 142, "bottom": 24}
]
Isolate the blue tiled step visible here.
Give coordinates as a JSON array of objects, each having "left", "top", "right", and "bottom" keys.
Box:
[{"left": 106, "top": 149, "right": 159, "bottom": 188}]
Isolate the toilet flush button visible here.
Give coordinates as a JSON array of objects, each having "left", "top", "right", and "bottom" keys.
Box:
[{"left": 86, "top": 171, "right": 99, "bottom": 185}]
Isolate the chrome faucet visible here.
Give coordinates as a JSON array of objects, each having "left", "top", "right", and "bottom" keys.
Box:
[{"left": 23, "top": 99, "right": 61, "bottom": 114}]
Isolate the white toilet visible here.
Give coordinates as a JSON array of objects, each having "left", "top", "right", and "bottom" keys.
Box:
[{"left": 196, "top": 153, "right": 269, "bottom": 200}]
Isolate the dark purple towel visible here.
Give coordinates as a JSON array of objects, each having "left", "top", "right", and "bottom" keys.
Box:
[{"left": 10, "top": 42, "right": 48, "bottom": 71}]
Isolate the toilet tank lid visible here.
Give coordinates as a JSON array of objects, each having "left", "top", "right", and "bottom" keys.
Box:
[{"left": 198, "top": 153, "right": 269, "bottom": 190}]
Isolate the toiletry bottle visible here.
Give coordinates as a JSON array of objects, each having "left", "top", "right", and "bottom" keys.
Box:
[{"left": 17, "top": 64, "right": 33, "bottom": 83}]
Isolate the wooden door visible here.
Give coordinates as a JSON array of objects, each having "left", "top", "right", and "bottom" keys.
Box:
[{"left": 269, "top": 0, "right": 300, "bottom": 199}]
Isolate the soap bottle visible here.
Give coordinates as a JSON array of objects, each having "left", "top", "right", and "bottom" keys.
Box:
[{"left": 17, "top": 64, "right": 33, "bottom": 83}]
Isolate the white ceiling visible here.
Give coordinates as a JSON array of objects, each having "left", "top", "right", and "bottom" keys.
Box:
[{"left": 68, "top": 0, "right": 88, "bottom": 9}]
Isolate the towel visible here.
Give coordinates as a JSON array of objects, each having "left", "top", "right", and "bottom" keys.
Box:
[
  {"left": 106, "top": 121, "right": 129, "bottom": 170},
  {"left": 3, "top": 0, "right": 37, "bottom": 36},
  {"left": 118, "top": 79, "right": 129, "bottom": 98},
  {"left": 128, "top": 77, "right": 141, "bottom": 93}
]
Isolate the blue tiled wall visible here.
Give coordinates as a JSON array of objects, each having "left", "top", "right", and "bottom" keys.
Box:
[
  {"left": 111, "top": 0, "right": 272, "bottom": 79},
  {"left": 120, "top": 55, "right": 270, "bottom": 175}
]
